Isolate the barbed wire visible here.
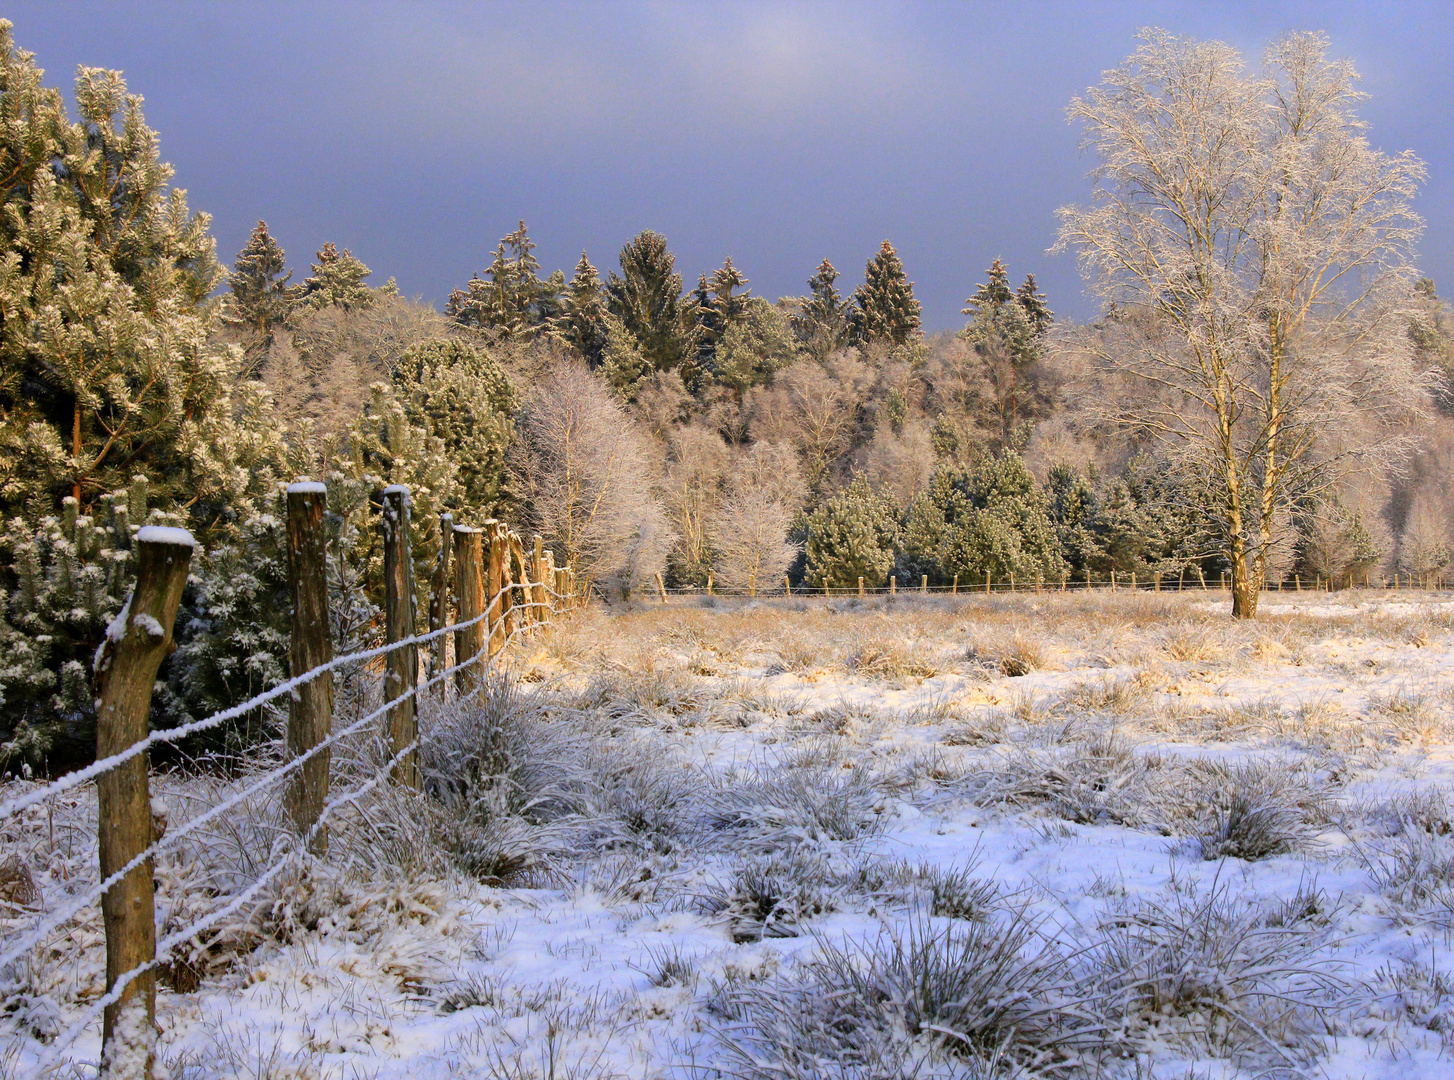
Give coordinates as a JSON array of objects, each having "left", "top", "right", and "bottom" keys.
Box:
[{"left": 7, "top": 574, "right": 570, "bottom": 1073}]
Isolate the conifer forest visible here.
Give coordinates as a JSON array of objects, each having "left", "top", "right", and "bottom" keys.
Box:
[{"left": 4, "top": 15, "right": 1454, "bottom": 1080}]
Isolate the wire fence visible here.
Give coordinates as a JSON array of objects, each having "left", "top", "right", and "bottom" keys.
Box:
[
  {"left": 0, "top": 484, "right": 581, "bottom": 1079},
  {"left": 645, "top": 568, "right": 1451, "bottom": 601}
]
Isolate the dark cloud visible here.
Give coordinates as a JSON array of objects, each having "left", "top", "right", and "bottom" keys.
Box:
[{"left": 12, "top": 1, "right": 1453, "bottom": 328}]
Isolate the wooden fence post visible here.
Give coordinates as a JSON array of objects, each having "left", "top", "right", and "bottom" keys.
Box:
[
  {"left": 890, "top": 575, "right": 897, "bottom": 596},
  {"left": 95, "top": 525, "right": 193, "bottom": 1079},
  {"left": 1010, "top": 572, "right": 1016, "bottom": 593},
  {"left": 656, "top": 571, "right": 669, "bottom": 603},
  {"left": 542, "top": 550, "right": 556, "bottom": 615},
  {"left": 857, "top": 576, "right": 865, "bottom": 598},
  {"left": 985, "top": 571, "right": 991, "bottom": 594},
  {"left": 510, "top": 535, "right": 532, "bottom": 627},
  {"left": 381, "top": 487, "right": 419, "bottom": 789},
  {"left": 532, "top": 536, "right": 550, "bottom": 625},
  {"left": 707, "top": 572, "right": 714, "bottom": 597},
  {"left": 428, "top": 512, "right": 453, "bottom": 691},
  {"left": 784, "top": 576, "right": 792, "bottom": 596},
  {"left": 453, "top": 526, "right": 485, "bottom": 691},
  {"left": 953, "top": 573, "right": 959, "bottom": 595},
  {"left": 922, "top": 574, "right": 929, "bottom": 594},
  {"left": 486, "top": 521, "right": 507, "bottom": 657},
  {"left": 1062, "top": 570, "right": 1068, "bottom": 592},
  {"left": 285, "top": 484, "right": 333, "bottom": 854}
]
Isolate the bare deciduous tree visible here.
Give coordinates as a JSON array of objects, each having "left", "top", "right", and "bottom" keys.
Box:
[
  {"left": 513, "top": 360, "right": 672, "bottom": 598},
  {"left": 710, "top": 487, "right": 797, "bottom": 597},
  {"left": 1057, "top": 29, "right": 1433, "bottom": 617}
]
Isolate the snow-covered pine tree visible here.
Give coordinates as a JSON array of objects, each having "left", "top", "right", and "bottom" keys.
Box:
[
  {"left": 302, "top": 242, "right": 375, "bottom": 310},
  {"left": 391, "top": 338, "right": 516, "bottom": 516},
  {"left": 605, "top": 230, "right": 699, "bottom": 375},
  {"left": 446, "top": 221, "right": 558, "bottom": 338},
  {"left": 0, "top": 30, "right": 236, "bottom": 517},
  {"left": 711, "top": 298, "right": 801, "bottom": 402},
  {"left": 793, "top": 259, "right": 854, "bottom": 361},
  {"left": 557, "top": 253, "right": 610, "bottom": 365},
  {"left": 961, "top": 260, "right": 1047, "bottom": 447},
  {"left": 227, "top": 220, "right": 298, "bottom": 371},
  {"left": 1015, "top": 273, "right": 1054, "bottom": 336},
  {"left": 600, "top": 313, "right": 652, "bottom": 402},
  {"left": 852, "top": 241, "right": 922, "bottom": 347},
  {"left": 805, "top": 476, "right": 899, "bottom": 589}
]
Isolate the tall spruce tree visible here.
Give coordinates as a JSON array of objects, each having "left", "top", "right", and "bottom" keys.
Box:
[
  {"left": 1015, "top": 273, "right": 1054, "bottom": 336},
  {"left": 558, "top": 253, "right": 610, "bottom": 365},
  {"left": 446, "top": 220, "right": 559, "bottom": 338},
  {"left": 227, "top": 221, "right": 297, "bottom": 372},
  {"left": 852, "top": 241, "right": 921, "bottom": 346},
  {"left": 302, "top": 242, "right": 374, "bottom": 310},
  {"left": 961, "top": 259, "right": 1049, "bottom": 445},
  {"left": 605, "top": 230, "right": 699, "bottom": 375},
  {"left": 794, "top": 259, "right": 853, "bottom": 361}
]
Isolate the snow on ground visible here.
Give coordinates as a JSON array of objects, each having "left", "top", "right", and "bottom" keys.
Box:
[{"left": 6, "top": 590, "right": 1454, "bottom": 1079}]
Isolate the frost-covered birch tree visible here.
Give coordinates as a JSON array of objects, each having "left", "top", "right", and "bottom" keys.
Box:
[{"left": 1056, "top": 30, "right": 1433, "bottom": 617}]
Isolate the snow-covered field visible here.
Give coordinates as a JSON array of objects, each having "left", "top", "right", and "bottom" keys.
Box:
[{"left": 8, "top": 590, "right": 1454, "bottom": 1079}]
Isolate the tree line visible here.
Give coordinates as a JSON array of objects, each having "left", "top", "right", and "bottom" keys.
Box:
[{"left": 1, "top": 22, "right": 1452, "bottom": 771}]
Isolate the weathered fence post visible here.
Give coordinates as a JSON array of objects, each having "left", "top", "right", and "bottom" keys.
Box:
[
  {"left": 707, "top": 572, "right": 715, "bottom": 598},
  {"left": 285, "top": 483, "right": 333, "bottom": 854},
  {"left": 510, "top": 535, "right": 532, "bottom": 627},
  {"left": 429, "top": 512, "right": 453, "bottom": 691},
  {"left": 890, "top": 575, "right": 896, "bottom": 596},
  {"left": 95, "top": 525, "right": 193, "bottom": 1080},
  {"left": 922, "top": 574, "right": 929, "bottom": 594},
  {"left": 542, "top": 550, "right": 556, "bottom": 615},
  {"left": 382, "top": 486, "right": 419, "bottom": 788},
  {"left": 532, "top": 536, "right": 550, "bottom": 625},
  {"left": 486, "top": 521, "right": 507, "bottom": 657},
  {"left": 1010, "top": 572, "right": 1016, "bottom": 593},
  {"left": 1131, "top": 571, "right": 1137, "bottom": 591},
  {"left": 858, "top": 576, "right": 865, "bottom": 598},
  {"left": 1197, "top": 566, "right": 1207, "bottom": 590},
  {"left": 453, "top": 526, "right": 485, "bottom": 691},
  {"left": 985, "top": 571, "right": 991, "bottom": 594},
  {"left": 953, "top": 573, "right": 959, "bottom": 595},
  {"left": 656, "top": 571, "right": 669, "bottom": 604},
  {"left": 1154, "top": 572, "right": 1161, "bottom": 593},
  {"left": 498, "top": 527, "right": 517, "bottom": 642},
  {"left": 784, "top": 575, "right": 792, "bottom": 596}
]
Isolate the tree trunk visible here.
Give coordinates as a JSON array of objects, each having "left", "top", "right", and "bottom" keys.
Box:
[{"left": 1230, "top": 550, "right": 1260, "bottom": 619}]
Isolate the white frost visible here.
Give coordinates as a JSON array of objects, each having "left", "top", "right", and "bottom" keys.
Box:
[
  {"left": 287, "top": 480, "right": 327, "bottom": 494},
  {"left": 136, "top": 525, "right": 195, "bottom": 548}
]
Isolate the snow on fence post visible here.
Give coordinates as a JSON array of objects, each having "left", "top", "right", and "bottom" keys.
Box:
[
  {"left": 285, "top": 483, "right": 333, "bottom": 855},
  {"left": 428, "top": 512, "right": 453, "bottom": 690},
  {"left": 381, "top": 486, "right": 419, "bottom": 789},
  {"left": 486, "top": 521, "right": 507, "bottom": 658},
  {"left": 94, "top": 525, "right": 193, "bottom": 1080},
  {"left": 453, "top": 526, "right": 485, "bottom": 692},
  {"left": 542, "top": 550, "right": 556, "bottom": 615},
  {"left": 532, "top": 536, "right": 550, "bottom": 625}
]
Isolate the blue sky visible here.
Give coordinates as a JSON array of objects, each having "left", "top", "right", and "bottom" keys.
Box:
[{"left": 12, "top": 1, "right": 1453, "bottom": 329}]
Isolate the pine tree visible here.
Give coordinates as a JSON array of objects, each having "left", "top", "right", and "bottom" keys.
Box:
[
  {"left": 793, "top": 259, "right": 853, "bottom": 361},
  {"left": 302, "top": 242, "right": 374, "bottom": 310},
  {"left": 605, "top": 230, "right": 699, "bottom": 374},
  {"left": 227, "top": 221, "right": 297, "bottom": 368},
  {"left": 961, "top": 260, "right": 1047, "bottom": 446},
  {"left": 901, "top": 455, "right": 1065, "bottom": 584},
  {"left": 1015, "top": 273, "right": 1054, "bottom": 336},
  {"left": 0, "top": 28, "right": 237, "bottom": 516},
  {"left": 852, "top": 241, "right": 922, "bottom": 347},
  {"left": 805, "top": 476, "right": 899, "bottom": 588},
  {"left": 557, "top": 253, "right": 610, "bottom": 365},
  {"left": 711, "top": 298, "right": 801, "bottom": 401},
  {"left": 600, "top": 313, "right": 652, "bottom": 402},
  {"left": 445, "top": 220, "right": 556, "bottom": 338},
  {"left": 391, "top": 338, "right": 517, "bottom": 516}
]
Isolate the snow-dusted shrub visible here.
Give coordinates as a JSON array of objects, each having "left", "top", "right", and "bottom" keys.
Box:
[
  {"left": 701, "top": 850, "right": 840, "bottom": 942},
  {"left": 1090, "top": 881, "right": 1345, "bottom": 1065},
  {"left": 702, "top": 766, "right": 882, "bottom": 851},
  {"left": 710, "top": 911, "right": 1087, "bottom": 1078},
  {"left": 1194, "top": 761, "right": 1328, "bottom": 861}
]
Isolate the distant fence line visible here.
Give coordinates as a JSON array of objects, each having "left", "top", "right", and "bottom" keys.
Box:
[
  {"left": 646, "top": 567, "right": 1451, "bottom": 601},
  {"left": 0, "top": 482, "right": 583, "bottom": 1079}
]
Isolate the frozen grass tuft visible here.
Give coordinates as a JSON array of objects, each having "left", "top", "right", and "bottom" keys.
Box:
[
  {"left": 709, "top": 910, "right": 1090, "bottom": 1079},
  {"left": 701, "top": 766, "right": 883, "bottom": 851}
]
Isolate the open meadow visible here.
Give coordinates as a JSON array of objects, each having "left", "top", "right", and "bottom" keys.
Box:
[{"left": 7, "top": 589, "right": 1454, "bottom": 1079}]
